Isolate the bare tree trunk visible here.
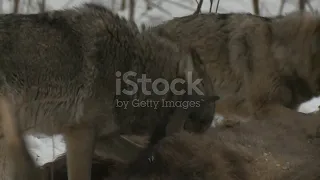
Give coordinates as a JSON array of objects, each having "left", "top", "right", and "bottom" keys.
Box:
[
  {"left": 299, "top": 0, "right": 306, "bottom": 12},
  {"left": 278, "top": 0, "right": 286, "bottom": 15},
  {"left": 38, "top": 0, "right": 46, "bottom": 13},
  {"left": 306, "top": 0, "right": 314, "bottom": 13},
  {"left": 193, "top": 0, "right": 203, "bottom": 15},
  {"left": 121, "top": 0, "right": 126, "bottom": 10},
  {"left": 252, "top": 0, "right": 259, "bottom": 15},
  {"left": 129, "top": 0, "right": 135, "bottom": 22},
  {"left": 13, "top": 0, "right": 20, "bottom": 13}
]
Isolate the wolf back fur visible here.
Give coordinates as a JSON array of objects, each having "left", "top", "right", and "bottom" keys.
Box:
[
  {"left": 0, "top": 3, "right": 215, "bottom": 180},
  {"left": 149, "top": 12, "right": 320, "bottom": 138}
]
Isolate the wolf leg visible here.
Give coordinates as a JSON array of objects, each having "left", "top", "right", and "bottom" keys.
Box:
[
  {"left": 0, "top": 97, "right": 41, "bottom": 180},
  {"left": 64, "top": 125, "right": 96, "bottom": 180}
]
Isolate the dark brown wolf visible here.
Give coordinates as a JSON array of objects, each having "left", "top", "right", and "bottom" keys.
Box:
[
  {"left": 149, "top": 11, "right": 320, "bottom": 139},
  {"left": 113, "top": 116, "right": 320, "bottom": 180},
  {"left": 0, "top": 3, "right": 216, "bottom": 180}
]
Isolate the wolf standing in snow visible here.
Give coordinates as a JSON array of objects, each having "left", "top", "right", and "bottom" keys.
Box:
[
  {"left": 150, "top": 12, "right": 320, "bottom": 138},
  {"left": 0, "top": 3, "right": 215, "bottom": 180}
]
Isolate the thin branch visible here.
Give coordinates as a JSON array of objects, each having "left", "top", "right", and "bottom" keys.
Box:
[
  {"left": 13, "top": 0, "right": 20, "bottom": 13},
  {"left": 129, "top": 0, "right": 135, "bottom": 22},
  {"left": 306, "top": 0, "right": 315, "bottom": 13},
  {"left": 278, "top": 0, "right": 286, "bottom": 15},
  {"left": 299, "top": 0, "right": 306, "bottom": 12},
  {"left": 193, "top": 0, "right": 203, "bottom": 15},
  {"left": 38, "top": 0, "right": 46, "bottom": 13},
  {"left": 215, "top": 0, "right": 220, "bottom": 13},
  {"left": 209, "top": 0, "right": 213, "bottom": 13},
  {"left": 121, "top": 0, "right": 126, "bottom": 10},
  {"left": 252, "top": 0, "right": 259, "bottom": 15}
]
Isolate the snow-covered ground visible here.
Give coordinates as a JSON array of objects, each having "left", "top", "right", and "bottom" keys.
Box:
[
  {"left": 4, "top": 0, "right": 319, "bottom": 166},
  {"left": 24, "top": 134, "right": 65, "bottom": 166}
]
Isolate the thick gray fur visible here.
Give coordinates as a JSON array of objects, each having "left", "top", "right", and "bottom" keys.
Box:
[{"left": 0, "top": 3, "right": 215, "bottom": 180}]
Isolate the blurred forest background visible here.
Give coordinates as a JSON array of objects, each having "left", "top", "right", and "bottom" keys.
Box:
[{"left": 1, "top": 0, "right": 320, "bottom": 29}]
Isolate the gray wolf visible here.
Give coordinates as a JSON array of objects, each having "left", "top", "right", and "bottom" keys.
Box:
[
  {"left": 0, "top": 3, "right": 215, "bottom": 180},
  {"left": 149, "top": 11, "right": 320, "bottom": 138}
]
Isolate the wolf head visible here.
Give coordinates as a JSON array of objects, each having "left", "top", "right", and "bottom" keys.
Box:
[
  {"left": 117, "top": 30, "right": 218, "bottom": 136},
  {"left": 176, "top": 47, "right": 218, "bottom": 133}
]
